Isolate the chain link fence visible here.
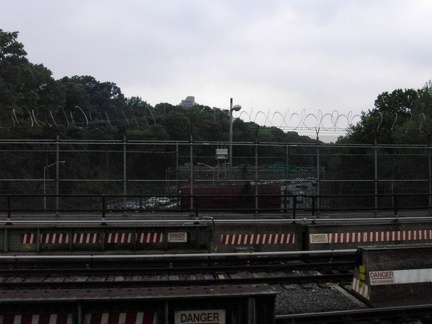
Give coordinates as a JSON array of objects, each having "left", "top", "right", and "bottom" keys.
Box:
[{"left": 0, "top": 138, "right": 431, "bottom": 215}]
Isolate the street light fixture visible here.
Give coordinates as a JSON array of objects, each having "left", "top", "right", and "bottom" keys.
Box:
[
  {"left": 229, "top": 98, "right": 241, "bottom": 166},
  {"left": 43, "top": 160, "right": 65, "bottom": 212}
]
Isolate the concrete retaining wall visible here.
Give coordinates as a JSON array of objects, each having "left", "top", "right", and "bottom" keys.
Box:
[
  {"left": 352, "top": 244, "right": 432, "bottom": 306},
  {"left": 306, "top": 222, "right": 432, "bottom": 250},
  {"left": 212, "top": 222, "right": 303, "bottom": 253},
  {"left": 0, "top": 224, "right": 210, "bottom": 253}
]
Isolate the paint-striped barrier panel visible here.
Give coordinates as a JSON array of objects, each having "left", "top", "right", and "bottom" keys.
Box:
[
  {"left": 41, "top": 233, "right": 69, "bottom": 244},
  {"left": 73, "top": 233, "right": 101, "bottom": 244},
  {"left": 310, "top": 229, "right": 432, "bottom": 244},
  {"left": 136, "top": 232, "right": 163, "bottom": 244},
  {"left": 104, "top": 232, "right": 133, "bottom": 244},
  {"left": 104, "top": 232, "right": 163, "bottom": 244},
  {"left": 352, "top": 277, "right": 370, "bottom": 301},
  {"left": 21, "top": 233, "right": 69, "bottom": 245},
  {"left": 1, "top": 313, "right": 72, "bottom": 324},
  {"left": 21, "top": 233, "right": 37, "bottom": 245},
  {"left": 77, "top": 232, "right": 162, "bottom": 244},
  {"left": 21, "top": 232, "right": 163, "bottom": 245},
  {"left": 221, "top": 233, "right": 295, "bottom": 245},
  {"left": 84, "top": 312, "right": 156, "bottom": 324}
]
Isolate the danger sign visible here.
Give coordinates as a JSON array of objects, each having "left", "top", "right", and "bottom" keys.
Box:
[
  {"left": 310, "top": 233, "right": 328, "bottom": 244},
  {"left": 369, "top": 270, "right": 395, "bottom": 285},
  {"left": 168, "top": 232, "right": 188, "bottom": 243},
  {"left": 175, "top": 310, "right": 225, "bottom": 324}
]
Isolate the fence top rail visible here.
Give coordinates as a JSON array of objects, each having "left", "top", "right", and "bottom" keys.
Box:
[
  {"left": 0, "top": 192, "right": 431, "bottom": 198},
  {"left": 0, "top": 249, "right": 358, "bottom": 261},
  {"left": 1, "top": 138, "right": 432, "bottom": 149},
  {"left": 1, "top": 216, "right": 431, "bottom": 226}
]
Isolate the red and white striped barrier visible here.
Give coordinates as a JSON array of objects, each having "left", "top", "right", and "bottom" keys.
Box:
[
  {"left": 21, "top": 233, "right": 37, "bottom": 245},
  {"left": 84, "top": 312, "right": 156, "bottom": 324},
  {"left": 221, "top": 233, "right": 295, "bottom": 245},
  {"left": 104, "top": 232, "right": 132, "bottom": 244},
  {"left": 41, "top": 233, "right": 69, "bottom": 244},
  {"left": 21, "top": 233, "right": 69, "bottom": 244},
  {"left": 310, "top": 229, "right": 432, "bottom": 244},
  {"left": 352, "top": 277, "right": 370, "bottom": 300},
  {"left": 1, "top": 313, "right": 72, "bottom": 324},
  {"left": 73, "top": 233, "right": 101, "bottom": 244},
  {"left": 21, "top": 232, "right": 165, "bottom": 245},
  {"left": 136, "top": 232, "right": 163, "bottom": 244}
]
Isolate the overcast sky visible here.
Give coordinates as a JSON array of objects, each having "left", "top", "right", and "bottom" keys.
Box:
[{"left": 2, "top": 0, "right": 432, "bottom": 138}]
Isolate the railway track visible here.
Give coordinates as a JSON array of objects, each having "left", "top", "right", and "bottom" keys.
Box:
[
  {"left": 5, "top": 251, "right": 429, "bottom": 323},
  {"left": 276, "top": 304, "right": 432, "bottom": 323},
  {"left": 0, "top": 255, "right": 354, "bottom": 289},
  {"left": 0, "top": 271, "right": 352, "bottom": 289}
]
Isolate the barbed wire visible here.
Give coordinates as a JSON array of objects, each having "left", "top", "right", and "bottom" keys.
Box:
[
  {"left": 239, "top": 109, "right": 362, "bottom": 135},
  {"left": 4, "top": 106, "right": 361, "bottom": 136},
  {"left": 5, "top": 106, "right": 427, "bottom": 138}
]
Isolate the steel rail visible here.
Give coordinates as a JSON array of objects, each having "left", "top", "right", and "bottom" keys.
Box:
[
  {"left": 0, "top": 249, "right": 357, "bottom": 261},
  {"left": 0, "top": 272, "right": 352, "bottom": 290},
  {"left": 1, "top": 215, "right": 431, "bottom": 225},
  {"left": 0, "top": 260, "right": 355, "bottom": 273},
  {"left": 275, "top": 303, "right": 432, "bottom": 323}
]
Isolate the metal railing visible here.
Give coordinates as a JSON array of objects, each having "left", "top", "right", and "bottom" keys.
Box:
[
  {"left": 1, "top": 139, "right": 432, "bottom": 219},
  {"left": 1, "top": 192, "right": 431, "bottom": 222}
]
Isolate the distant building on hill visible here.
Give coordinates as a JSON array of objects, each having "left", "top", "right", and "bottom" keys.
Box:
[{"left": 180, "top": 96, "right": 196, "bottom": 108}]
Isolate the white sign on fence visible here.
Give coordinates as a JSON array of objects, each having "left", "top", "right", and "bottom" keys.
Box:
[
  {"left": 168, "top": 232, "right": 188, "bottom": 243},
  {"left": 175, "top": 310, "right": 226, "bottom": 324},
  {"left": 309, "top": 233, "right": 329, "bottom": 244}
]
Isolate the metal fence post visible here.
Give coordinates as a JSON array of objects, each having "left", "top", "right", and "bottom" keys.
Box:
[
  {"left": 255, "top": 127, "right": 259, "bottom": 215},
  {"left": 429, "top": 147, "right": 432, "bottom": 215},
  {"left": 374, "top": 137, "right": 378, "bottom": 216},
  {"left": 6, "top": 195, "right": 12, "bottom": 225},
  {"left": 316, "top": 128, "right": 321, "bottom": 214},
  {"left": 190, "top": 134, "right": 194, "bottom": 213},
  {"left": 123, "top": 134, "right": 127, "bottom": 210},
  {"left": 394, "top": 194, "right": 398, "bottom": 217},
  {"left": 101, "top": 195, "right": 107, "bottom": 225}
]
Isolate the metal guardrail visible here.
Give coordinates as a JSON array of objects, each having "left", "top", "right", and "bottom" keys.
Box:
[
  {"left": 0, "top": 250, "right": 358, "bottom": 262},
  {"left": 0, "top": 192, "right": 431, "bottom": 222}
]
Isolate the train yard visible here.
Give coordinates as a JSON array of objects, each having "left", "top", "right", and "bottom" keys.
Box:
[
  {"left": 2, "top": 249, "right": 432, "bottom": 323},
  {"left": 2, "top": 133, "right": 432, "bottom": 322},
  {"left": 2, "top": 215, "right": 432, "bottom": 323},
  {"left": 0, "top": 252, "right": 355, "bottom": 288},
  {"left": 0, "top": 251, "right": 361, "bottom": 322}
]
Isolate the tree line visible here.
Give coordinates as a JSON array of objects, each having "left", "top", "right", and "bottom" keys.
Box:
[
  {"left": 1, "top": 28, "right": 431, "bottom": 199},
  {"left": 0, "top": 29, "right": 315, "bottom": 145},
  {"left": 2, "top": 28, "right": 431, "bottom": 145}
]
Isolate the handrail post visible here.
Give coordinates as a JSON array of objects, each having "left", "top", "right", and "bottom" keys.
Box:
[
  {"left": 101, "top": 195, "right": 107, "bottom": 225},
  {"left": 6, "top": 195, "right": 12, "bottom": 225},
  {"left": 394, "top": 194, "right": 398, "bottom": 217},
  {"left": 311, "top": 196, "right": 316, "bottom": 216}
]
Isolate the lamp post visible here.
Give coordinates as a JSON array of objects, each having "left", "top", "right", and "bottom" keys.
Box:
[
  {"left": 43, "top": 160, "right": 65, "bottom": 211},
  {"left": 229, "top": 98, "right": 241, "bottom": 166}
]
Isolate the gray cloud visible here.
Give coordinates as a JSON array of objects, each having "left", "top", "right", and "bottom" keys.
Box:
[{"left": 2, "top": 0, "right": 431, "bottom": 138}]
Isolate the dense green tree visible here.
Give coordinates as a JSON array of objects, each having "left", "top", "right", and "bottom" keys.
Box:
[
  {"left": 410, "top": 81, "right": 432, "bottom": 144},
  {"left": 58, "top": 76, "right": 127, "bottom": 128},
  {"left": 0, "top": 29, "right": 61, "bottom": 128},
  {"left": 0, "top": 29, "right": 26, "bottom": 59},
  {"left": 330, "top": 84, "right": 432, "bottom": 199},
  {"left": 343, "top": 88, "right": 419, "bottom": 144},
  {"left": 0, "top": 27, "right": 323, "bottom": 197},
  {"left": 126, "top": 96, "right": 155, "bottom": 127}
]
